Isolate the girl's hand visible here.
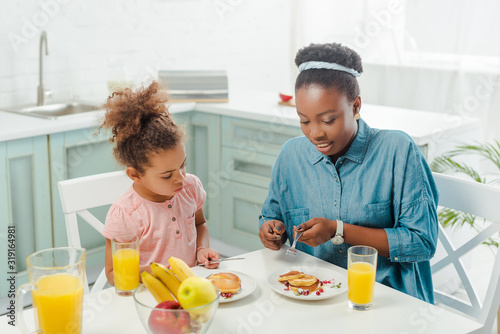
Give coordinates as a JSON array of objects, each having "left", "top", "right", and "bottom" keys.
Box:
[
  {"left": 197, "top": 248, "right": 220, "bottom": 269},
  {"left": 295, "top": 218, "right": 336, "bottom": 247},
  {"left": 259, "top": 220, "right": 286, "bottom": 250}
]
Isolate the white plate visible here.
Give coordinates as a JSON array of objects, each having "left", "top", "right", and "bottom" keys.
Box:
[
  {"left": 267, "top": 266, "right": 347, "bottom": 300},
  {"left": 203, "top": 270, "right": 257, "bottom": 303}
]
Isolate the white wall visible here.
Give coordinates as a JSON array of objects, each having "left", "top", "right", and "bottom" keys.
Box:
[{"left": 0, "top": 0, "right": 292, "bottom": 108}]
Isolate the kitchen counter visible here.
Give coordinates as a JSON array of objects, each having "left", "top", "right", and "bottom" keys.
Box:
[
  {"left": 0, "top": 102, "right": 196, "bottom": 142},
  {"left": 0, "top": 91, "right": 480, "bottom": 146}
]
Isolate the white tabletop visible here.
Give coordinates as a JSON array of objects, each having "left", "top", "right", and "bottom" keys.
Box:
[{"left": 1, "top": 248, "right": 482, "bottom": 334}]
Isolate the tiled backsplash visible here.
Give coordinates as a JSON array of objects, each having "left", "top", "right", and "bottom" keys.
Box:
[{"left": 0, "top": 0, "right": 292, "bottom": 108}]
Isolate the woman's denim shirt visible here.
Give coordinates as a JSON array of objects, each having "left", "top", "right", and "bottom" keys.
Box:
[{"left": 259, "top": 119, "right": 439, "bottom": 303}]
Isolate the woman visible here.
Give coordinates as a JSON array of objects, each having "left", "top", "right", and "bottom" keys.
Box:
[{"left": 258, "top": 43, "right": 439, "bottom": 303}]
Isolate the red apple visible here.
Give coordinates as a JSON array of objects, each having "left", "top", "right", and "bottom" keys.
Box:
[
  {"left": 148, "top": 301, "right": 190, "bottom": 334},
  {"left": 279, "top": 92, "right": 293, "bottom": 102}
]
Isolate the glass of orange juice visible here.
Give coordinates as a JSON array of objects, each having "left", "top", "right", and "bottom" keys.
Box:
[
  {"left": 16, "top": 247, "right": 86, "bottom": 334},
  {"left": 112, "top": 235, "right": 140, "bottom": 296},
  {"left": 348, "top": 245, "right": 377, "bottom": 310}
]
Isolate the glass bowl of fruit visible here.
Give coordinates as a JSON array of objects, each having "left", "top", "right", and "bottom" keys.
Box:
[{"left": 133, "top": 281, "right": 220, "bottom": 334}]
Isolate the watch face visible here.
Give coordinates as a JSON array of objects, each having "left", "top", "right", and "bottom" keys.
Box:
[{"left": 331, "top": 236, "right": 344, "bottom": 245}]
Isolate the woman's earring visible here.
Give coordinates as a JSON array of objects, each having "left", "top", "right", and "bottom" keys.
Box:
[{"left": 354, "top": 113, "right": 361, "bottom": 120}]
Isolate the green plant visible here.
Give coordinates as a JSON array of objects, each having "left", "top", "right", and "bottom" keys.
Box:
[{"left": 431, "top": 141, "right": 500, "bottom": 247}]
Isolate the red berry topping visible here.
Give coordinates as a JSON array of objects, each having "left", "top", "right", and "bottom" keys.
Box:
[
  {"left": 319, "top": 288, "right": 324, "bottom": 293},
  {"left": 316, "top": 291, "right": 321, "bottom": 296},
  {"left": 226, "top": 293, "right": 232, "bottom": 297},
  {"left": 221, "top": 293, "right": 226, "bottom": 297}
]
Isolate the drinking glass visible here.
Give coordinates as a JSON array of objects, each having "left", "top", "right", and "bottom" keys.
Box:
[
  {"left": 16, "top": 247, "right": 86, "bottom": 334},
  {"left": 112, "top": 235, "right": 140, "bottom": 296},
  {"left": 348, "top": 245, "right": 377, "bottom": 310}
]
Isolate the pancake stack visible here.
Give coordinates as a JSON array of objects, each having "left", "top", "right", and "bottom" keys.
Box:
[{"left": 278, "top": 270, "right": 320, "bottom": 294}]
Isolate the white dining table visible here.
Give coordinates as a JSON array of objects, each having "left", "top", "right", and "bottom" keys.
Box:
[{"left": 1, "top": 247, "right": 483, "bottom": 334}]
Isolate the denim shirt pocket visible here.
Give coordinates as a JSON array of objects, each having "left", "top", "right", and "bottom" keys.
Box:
[
  {"left": 285, "top": 208, "right": 310, "bottom": 228},
  {"left": 365, "top": 200, "right": 393, "bottom": 228}
]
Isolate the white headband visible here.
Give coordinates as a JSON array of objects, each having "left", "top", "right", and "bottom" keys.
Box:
[{"left": 298, "top": 61, "right": 361, "bottom": 77}]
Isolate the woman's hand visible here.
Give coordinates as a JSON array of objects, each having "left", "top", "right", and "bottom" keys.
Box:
[
  {"left": 296, "top": 218, "right": 336, "bottom": 247},
  {"left": 197, "top": 248, "right": 220, "bottom": 269},
  {"left": 259, "top": 220, "right": 286, "bottom": 250}
]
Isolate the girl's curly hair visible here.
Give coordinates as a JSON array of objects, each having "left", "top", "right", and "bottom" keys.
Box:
[
  {"left": 98, "top": 81, "right": 184, "bottom": 174},
  {"left": 295, "top": 43, "right": 363, "bottom": 101}
]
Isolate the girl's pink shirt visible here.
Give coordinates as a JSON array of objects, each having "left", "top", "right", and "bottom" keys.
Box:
[{"left": 102, "top": 173, "right": 206, "bottom": 267}]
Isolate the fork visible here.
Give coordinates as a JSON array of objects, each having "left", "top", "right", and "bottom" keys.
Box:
[{"left": 286, "top": 231, "right": 303, "bottom": 256}]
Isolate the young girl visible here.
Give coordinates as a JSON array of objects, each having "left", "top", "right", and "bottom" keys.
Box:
[
  {"left": 100, "top": 81, "right": 220, "bottom": 286},
  {"left": 259, "top": 43, "right": 439, "bottom": 303}
]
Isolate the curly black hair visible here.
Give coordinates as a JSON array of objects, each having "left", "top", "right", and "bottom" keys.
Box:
[
  {"left": 98, "top": 81, "right": 184, "bottom": 174},
  {"left": 294, "top": 43, "right": 363, "bottom": 101}
]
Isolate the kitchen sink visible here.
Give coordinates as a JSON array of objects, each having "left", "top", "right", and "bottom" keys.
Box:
[{"left": 3, "top": 102, "right": 102, "bottom": 120}]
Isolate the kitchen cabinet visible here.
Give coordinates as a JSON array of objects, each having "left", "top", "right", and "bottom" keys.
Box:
[
  {"left": 0, "top": 136, "right": 52, "bottom": 298},
  {"left": 184, "top": 112, "right": 222, "bottom": 239},
  {"left": 218, "top": 116, "right": 302, "bottom": 249}
]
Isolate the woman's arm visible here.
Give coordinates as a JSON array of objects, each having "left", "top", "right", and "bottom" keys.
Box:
[{"left": 296, "top": 218, "right": 390, "bottom": 257}]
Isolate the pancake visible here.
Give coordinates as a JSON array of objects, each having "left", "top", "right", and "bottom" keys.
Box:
[
  {"left": 288, "top": 274, "right": 318, "bottom": 287},
  {"left": 210, "top": 278, "right": 241, "bottom": 293},
  {"left": 208, "top": 272, "right": 241, "bottom": 294},
  {"left": 208, "top": 272, "right": 241, "bottom": 284},
  {"left": 289, "top": 280, "right": 321, "bottom": 294},
  {"left": 278, "top": 270, "right": 305, "bottom": 282}
]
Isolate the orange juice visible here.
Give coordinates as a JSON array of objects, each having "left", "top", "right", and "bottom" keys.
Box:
[
  {"left": 113, "top": 248, "right": 140, "bottom": 291},
  {"left": 348, "top": 262, "right": 376, "bottom": 304},
  {"left": 32, "top": 273, "right": 84, "bottom": 334}
]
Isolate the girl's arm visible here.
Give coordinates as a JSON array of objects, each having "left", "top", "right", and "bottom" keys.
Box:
[
  {"left": 104, "top": 238, "right": 114, "bottom": 286},
  {"left": 195, "top": 208, "right": 220, "bottom": 268}
]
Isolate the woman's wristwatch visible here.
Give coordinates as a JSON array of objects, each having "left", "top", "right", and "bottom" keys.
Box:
[{"left": 330, "top": 220, "right": 344, "bottom": 245}]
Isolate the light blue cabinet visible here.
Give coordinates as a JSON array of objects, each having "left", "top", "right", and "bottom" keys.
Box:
[
  {"left": 219, "top": 116, "right": 302, "bottom": 249},
  {"left": 185, "top": 112, "right": 222, "bottom": 239},
  {"left": 0, "top": 136, "right": 52, "bottom": 298}
]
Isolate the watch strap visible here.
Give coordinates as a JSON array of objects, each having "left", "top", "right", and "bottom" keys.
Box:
[{"left": 336, "top": 220, "right": 344, "bottom": 237}]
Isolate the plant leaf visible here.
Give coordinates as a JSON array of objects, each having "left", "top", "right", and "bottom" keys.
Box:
[
  {"left": 447, "top": 141, "right": 500, "bottom": 170},
  {"left": 430, "top": 157, "right": 484, "bottom": 183}
]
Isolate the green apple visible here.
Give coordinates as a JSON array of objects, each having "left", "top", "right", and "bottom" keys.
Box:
[{"left": 177, "top": 277, "right": 216, "bottom": 314}]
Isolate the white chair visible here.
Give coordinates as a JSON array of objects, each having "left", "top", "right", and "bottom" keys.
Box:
[
  {"left": 432, "top": 172, "right": 500, "bottom": 334},
  {"left": 58, "top": 170, "right": 132, "bottom": 294}
]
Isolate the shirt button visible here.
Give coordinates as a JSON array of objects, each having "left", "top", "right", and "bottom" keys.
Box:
[
  {"left": 339, "top": 249, "right": 343, "bottom": 254},
  {"left": 394, "top": 256, "right": 399, "bottom": 261},
  {"left": 168, "top": 204, "right": 172, "bottom": 208},
  {"left": 335, "top": 178, "right": 338, "bottom": 182},
  {"left": 172, "top": 217, "right": 176, "bottom": 221},
  {"left": 176, "top": 230, "right": 180, "bottom": 234},
  {"left": 334, "top": 201, "right": 337, "bottom": 206}
]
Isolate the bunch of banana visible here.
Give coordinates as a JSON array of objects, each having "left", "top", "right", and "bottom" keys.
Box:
[
  {"left": 141, "top": 257, "right": 196, "bottom": 303},
  {"left": 141, "top": 271, "right": 175, "bottom": 303}
]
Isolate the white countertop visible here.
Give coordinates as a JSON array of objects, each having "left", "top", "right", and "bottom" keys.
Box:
[
  {"left": 0, "top": 102, "right": 196, "bottom": 142},
  {"left": 0, "top": 91, "right": 480, "bottom": 146}
]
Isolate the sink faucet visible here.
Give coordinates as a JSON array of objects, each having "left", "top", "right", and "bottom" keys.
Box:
[{"left": 37, "top": 31, "right": 51, "bottom": 106}]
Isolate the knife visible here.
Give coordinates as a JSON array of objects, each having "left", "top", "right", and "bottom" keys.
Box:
[{"left": 197, "top": 257, "right": 245, "bottom": 266}]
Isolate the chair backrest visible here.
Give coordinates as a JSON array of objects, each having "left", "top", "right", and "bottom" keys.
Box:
[
  {"left": 58, "top": 170, "right": 132, "bottom": 294},
  {"left": 432, "top": 172, "right": 500, "bottom": 333}
]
